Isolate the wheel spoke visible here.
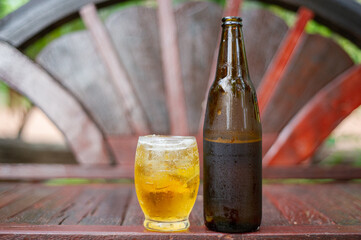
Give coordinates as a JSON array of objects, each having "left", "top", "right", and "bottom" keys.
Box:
[{"left": 257, "top": 7, "right": 314, "bottom": 116}]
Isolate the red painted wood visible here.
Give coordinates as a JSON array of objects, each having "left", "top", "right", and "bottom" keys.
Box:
[
  {"left": 224, "top": 0, "right": 243, "bottom": 16},
  {"left": 0, "top": 41, "right": 110, "bottom": 165},
  {"left": 263, "top": 166, "right": 361, "bottom": 179},
  {"left": 0, "top": 186, "right": 57, "bottom": 221},
  {"left": 0, "top": 225, "right": 360, "bottom": 239},
  {"left": 263, "top": 65, "right": 361, "bottom": 166},
  {"left": 6, "top": 186, "right": 81, "bottom": 224},
  {"left": 0, "top": 164, "right": 134, "bottom": 180},
  {"left": 261, "top": 34, "right": 353, "bottom": 146},
  {"left": 107, "top": 136, "right": 138, "bottom": 165},
  {"left": 121, "top": 191, "right": 143, "bottom": 226},
  {"left": 80, "top": 4, "right": 149, "bottom": 135},
  {"left": 0, "top": 164, "right": 359, "bottom": 180},
  {"left": 257, "top": 7, "right": 314, "bottom": 116},
  {"left": 0, "top": 183, "right": 360, "bottom": 238},
  {"left": 157, "top": 0, "right": 189, "bottom": 135},
  {"left": 288, "top": 184, "right": 361, "bottom": 225},
  {"left": 262, "top": 196, "right": 289, "bottom": 226},
  {"left": 264, "top": 185, "right": 335, "bottom": 225},
  {"left": 0, "top": 184, "right": 34, "bottom": 209}
]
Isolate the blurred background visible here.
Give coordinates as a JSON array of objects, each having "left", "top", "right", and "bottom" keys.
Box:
[{"left": 0, "top": 0, "right": 361, "bottom": 167}]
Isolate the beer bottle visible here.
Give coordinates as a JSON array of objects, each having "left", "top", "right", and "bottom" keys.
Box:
[{"left": 203, "top": 16, "right": 262, "bottom": 233}]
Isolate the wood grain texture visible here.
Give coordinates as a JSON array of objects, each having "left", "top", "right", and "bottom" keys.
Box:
[
  {"left": 80, "top": 4, "right": 150, "bottom": 135},
  {"left": 0, "top": 41, "right": 109, "bottom": 165},
  {"left": 262, "top": 196, "right": 289, "bottom": 226},
  {"left": 257, "top": 7, "right": 314, "bottom": 115},
  {"left": 5, "top": 186, "right": 82, "bottom": 225},
  {"left": 36, "top": 31, "right": 131, "bottom": 135},
  {"left": 0, "top": 225, "right": 360, "bottom": 240},
  {"left": 224, "top": 0, "right": 243, "bottom": 16},
  {"left": 0, "top": 184, "right": 36, "bottom": 209},
  {"left": 0, "top": 0, "right": 128, "bottom": 48},
  {"left": 262, "top": 34, "right": 354, "bottom": 136},
  {"left": 253, "top": 0, "right": 361, "bottom": 48},
  {"left": 1, "top": 164, "right": 359, "bottom": 181},
  {"left": 157, "top": 0, "right": 189, "bottom": 135},
  {"left": 264, "top": 184, "right": 335, "bottom": 225},
  {"left": 242, "top": 9, "right": 288, "bottom": 88},
  {"left": 263, "top": 65, "right": 361, "bottom": 166},
  {"left": 287, "top": 184, "right": 361, "bottom": 225},
  {"left": 0, "top": 186, "right": 57, "bottom": 221},
  {"left": 0, "top": 164, "right": 134, "bottom": 180},
  {"left": 121, "top": 191, "right": 144, "bottom": 226},
  {"left": 0, "top": 183, "right": 360, "bottom": 238},
  {"left": 106, "top": 136, "right": 138, "bottom": 166},
  {"left": 175, "top": 1, "right": 222, "bottom": 134},
  {"left": 105, "top": 6, "right": 169, "bottom": 134},
  {"left": 262, "top": 166, "right": 361, "bottom": 180},
  {"left": 0, "top": 139, "right": 76, "bottom": 164}
]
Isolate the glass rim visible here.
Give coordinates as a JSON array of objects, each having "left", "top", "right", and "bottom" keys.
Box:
[{"left": 138, "top": 135, "right": 197, "bottom": 150}]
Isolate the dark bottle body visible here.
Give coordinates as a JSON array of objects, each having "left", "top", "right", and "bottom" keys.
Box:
[{"left": 203, "top": 17, "right": 262, "bottom": 233}]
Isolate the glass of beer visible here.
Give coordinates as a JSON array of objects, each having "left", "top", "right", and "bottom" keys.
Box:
[{"left": 135, "top": 135, "right": 200, "bottom": 232}]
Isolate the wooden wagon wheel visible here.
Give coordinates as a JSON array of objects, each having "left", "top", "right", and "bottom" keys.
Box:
[{"left": 0, "top": 0, "right": 360, "bottom": 179}]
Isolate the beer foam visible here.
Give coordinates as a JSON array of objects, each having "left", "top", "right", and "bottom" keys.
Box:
[{"left": 138, "top": 135, "right": 196, "bottom": 151}]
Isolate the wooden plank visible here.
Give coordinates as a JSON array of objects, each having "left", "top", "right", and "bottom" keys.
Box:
[
  {"left": 0, "top": 186, "right": 57, "bottom": 221},
  {"left": 224, "top": 0, "right": 243, "bottom": 16},
  {"left": 80, "top": 4, "right": 149, "bottom": 135},
  {"left": 36, "top": 31, "right": 131, "bottom": 136},
  {"left": 0, "top": 41, "right": 110, "bottom": 165},
  {"left": 188, "top": 195, "right": 203, "bottom": 226},
  {"left": 0, "top": 139, "right": 76, "bottom": 164},
  {"left": 121, "top": 190, "right": 144, "bottom": 226},
  {"left": 105, "top": 6, "right": 169, "bottom": 134},
  {"left": 51, "top": 187, "right": 108, "bottom": 225},
  {"left": 0, "top": 164, "right": 134, "bottom": 180},
  {"left": 253, "top": 0, "right": 361, "bottom": 48},
  {"left": 107, "top": 135, "right": 138, "bottom": 165},
  {"left": 264, "top": 185, "right": 335, "bottom": 225},
  {"left": 175, "top": 1, "right": 222, "bottom": 134},
  {"left": 341, "top": 184, "right": 361, "bottom": 201},
  {"left": 0, "top": 184, "right": 18, "bottom": 196},
  {"left": 0, "top": 225, "right": 360, "bottom": 239},
  {"left": 261, "top": 34, "right": 354, "bottom": 137},
  {"left": 5, "top": 186, "right": 81, "bottom": 225},
  {"left": 0, "top": 184, "right": 35, "bottom": 209},
  {"left": 1, "top": 164, "right": 359, "bottom": 180},
  {"left": 79, "top": 185, "right": 131, "bottom": 225},
  {"left": 293, "top": 184, "right": 361, "bottom": 225},
  {"left": 157, "top": 0, "right": 189, "bottom": 135},
  {"left": 263, "top": 65, "right": 361, "bottom": 166},
  {"left": 243, "top": 9, "right": 288, "bottom": 88},
  {"left": 257, "top": 7, "right": 313, "bottom": 115},
  {"left": 263, "top": 166, "right": 361, "bottom": 180},
  {"left": 0, "top": 0, "right": 129, "bottom": 48},
  {"left": 262, "top": 195, "right": 289, "bottom": 226}
]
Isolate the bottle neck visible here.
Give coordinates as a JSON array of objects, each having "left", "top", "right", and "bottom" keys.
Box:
[{"left": 215, "top": 24, "right": 249, "bottom": 81}]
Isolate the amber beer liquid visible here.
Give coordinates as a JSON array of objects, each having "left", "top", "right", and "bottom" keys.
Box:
[
  {"left": 203, "top": 17, "right": 262, "bottom": 233},
  {"left": 135, "top": 136, "right": 200, "bottom": 232}
]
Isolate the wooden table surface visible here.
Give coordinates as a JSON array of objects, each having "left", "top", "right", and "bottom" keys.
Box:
[{"left": 0, "top": 182, "right": 360, "bottom": 239}]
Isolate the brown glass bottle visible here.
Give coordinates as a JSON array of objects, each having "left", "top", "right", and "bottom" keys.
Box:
[{"left": 203, "top": 17, "right": 262, "bottom": 233}]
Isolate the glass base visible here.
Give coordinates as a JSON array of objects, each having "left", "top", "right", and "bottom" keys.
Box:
[{"left": 144, "top": 218, "right": 190, "bottom": 232}]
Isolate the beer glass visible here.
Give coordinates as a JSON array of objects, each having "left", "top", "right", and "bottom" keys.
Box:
[{"left": 135, "top": 135, "right": 200, "bottom": 232}]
